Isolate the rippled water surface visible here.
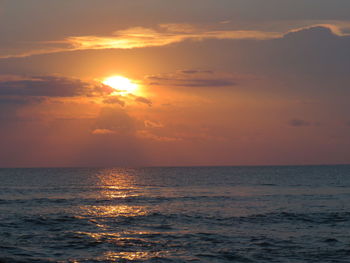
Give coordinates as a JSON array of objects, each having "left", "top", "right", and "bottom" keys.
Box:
[{"left": 1, "top": 166, "right": 350, "bottom": 262}]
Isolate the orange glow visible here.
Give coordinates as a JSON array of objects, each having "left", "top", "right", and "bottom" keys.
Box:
[
  {"left": 103, "top": 251, "right": 163, "bottom": 261},
  {"left": 103, "top": 76, "right": 139, "bottom": 94},
  {"left": 82, "top": 205, "right": 147, "bottom": 217}
]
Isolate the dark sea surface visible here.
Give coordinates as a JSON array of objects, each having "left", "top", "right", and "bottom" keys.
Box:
[{"left": 0, "top": 166, "right": 350, "bottom": 262}]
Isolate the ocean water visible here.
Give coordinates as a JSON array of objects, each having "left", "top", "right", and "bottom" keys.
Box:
[{"left": 0, "top": 166, "right": 350, "bottom": 263}]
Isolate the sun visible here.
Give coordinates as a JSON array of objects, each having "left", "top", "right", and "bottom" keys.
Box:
[{"left": 102, "top": 76, "right": 138, "bottom": 94}]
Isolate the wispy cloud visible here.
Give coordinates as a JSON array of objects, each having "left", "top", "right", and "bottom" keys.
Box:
[
  {"left": 0, "top": 24, "right": 281, "bottom": 59},
  {"left": 91, "top": 128, "right": 116, "bottom": 135},
  {"left": 65, "top": 25, "right": 282, "bottom": 51},
  {"left": 146, "top": 70, "right": 239, "bottom": 88},
  {"left": 2, "top": 23, "right": 350, "bottom": 59},
  {"left": 289, "top": 119, "right": 311, "bottom": 127},
  {"left": 136, "top": 130, "right": 182, "bottom": 142}
]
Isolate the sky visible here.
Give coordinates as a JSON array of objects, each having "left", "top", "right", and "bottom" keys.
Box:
[{"left": 0, "top": 0, "right": 350, "bottom": 167}]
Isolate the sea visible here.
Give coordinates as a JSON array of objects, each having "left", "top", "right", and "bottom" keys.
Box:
[{"left": 0, "top": 165, "right": 350, "bottom": 263}]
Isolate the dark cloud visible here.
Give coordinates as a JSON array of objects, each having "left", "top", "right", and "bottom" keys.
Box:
[
  {"left": 102, "top": 96, "right": 125, "bottom": 107},
  {"left": 0, "top": 76, "right": 113, "bottom": 98},
  {"left": 147, "top": 70, "right": 237, "bottom": 88},
  {"left": 180, "top": 70, "right": 201, "bottom": 74},
  {"left": 103, "top": 94, "right": 153, "bottom": 107},
  {"left": 0, "top": 75, "right": 118, "bottom": 127},
  {"left": 144, "top": 120, "right": 164, "bottom": 128},
  {"left": 269, "top": 25, "right": 350, "bottom": 77},
  {"left": 134, "top": 96, "right": 152, "bottom": 106},
  {"left": 180, "top": 78, "right": 236, "bottom": 87},
  {"left": 93, "top": 107, "right": 135, "bottom": 134},
  {"left": 149, "top": 77, "right": 235, "bottom": 87},
  {"left": 282, "top": 26, "right": 339, "bottom": 42},
  {"left": 180, "top": 69, "right": 214, "bottom": 74},
  {"left": 289, "top": 119, "right": 311, "bottom": 127}
]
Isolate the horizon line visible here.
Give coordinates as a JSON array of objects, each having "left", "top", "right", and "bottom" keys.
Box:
[{"left": 0, "top": 163, "right": 349, "bottom": 169}]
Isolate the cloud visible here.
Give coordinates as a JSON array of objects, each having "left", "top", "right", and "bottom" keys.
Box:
[
  {"left": 91, "top": 129, "right": 116, "bottom": 135},
  {"left": 281, "top": 25, "right": 341, "bottom": 44},
  {"left": 0, "top": 24, "right": 282, "bottom": 59},
  {"left": 159, "top": 23, "right": 198, "bottom": 33},
  {"left": 146, "top": 70, "right": 238, "bottom": 88},
  {"left": 257, "top": 24, "right": 350, "bottom": 88},
  {"left": 285, "top": 24, "right": 349, "bottom": 38},
  {"left": 136, "top": 130, "right": 181, "bottom": 142},
  {"left": 2, "top": 23, "right": 350, "bottom": 59},
  {"left": 180, "top": 70, "right": 214, "bottom": 74},
  {"left": 289, "top": 119, "right": 311, "bottom": 127},
  {"left": 0, "top": 74, "right": 157, "bottom": 117},
  {"left": 65, "top": 26, "right": 281, "bottom": 50},
  {"left": 102, "top": 94, "right": 153, "bottom": 107},
  {"left": 93, "top": 107, "right": 135, "bottom": 134},
  {"left": 144, "top": 120, "right": 164, "bottom": 128},
  {"left": 0, "top": 75, "right": 137, "bottom": 126},
  {"left": 102, "top": 95, "right": 125, "bottom": 107},
  {"left": 134, "top": 96, "right": 152, "bottom": 106},
  {"left": 0, "top": 75, "right": 112, "bottom": 98}
]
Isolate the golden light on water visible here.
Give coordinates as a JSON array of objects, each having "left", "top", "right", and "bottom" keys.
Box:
[
  {"left": 82, "top": 205, "right": 147, "bottom": 217},
  {"left": 102, "top": 76, "right": 139, "bottom": 94},
  {"left": 103, "top": 251, "right": 163, "bottom": 261},
  {"left": 76, "top": 169, "right": 165, "bottom": 262},
  {"left": 80, "top": 169, "right": 145, "bottom": 218}
]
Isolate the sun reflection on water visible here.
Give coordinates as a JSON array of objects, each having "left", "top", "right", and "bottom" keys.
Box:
[
  {"left": 103, "top": 251, "right": 164, "bottom": 261},
  {"left": 76, "top": 169, "right": 158, "bottom": 260},
  {"left": 79, "top": 169, "right": 147, "bottom": 218},
  {"left": 82, "top": 205, "right": 147, "bottom": 217}
]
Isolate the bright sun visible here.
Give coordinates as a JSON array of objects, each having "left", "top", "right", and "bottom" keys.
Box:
[{"left": 102, "top": 76, "right": 138, "bottom": 94}]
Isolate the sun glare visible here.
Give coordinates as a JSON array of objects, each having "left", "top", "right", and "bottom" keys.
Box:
[{"left": 103, "top": 76, "right": 138, "bottom": 94}]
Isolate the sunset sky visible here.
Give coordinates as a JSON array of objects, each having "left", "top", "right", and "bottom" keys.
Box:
[{"left": 1, "top": 0, "right": 350, "bottom": 167}]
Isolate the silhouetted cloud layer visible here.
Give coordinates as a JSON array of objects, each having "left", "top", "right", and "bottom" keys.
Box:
[{"left": 0, "top": 76, "right": 112, "bottom": 98}]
